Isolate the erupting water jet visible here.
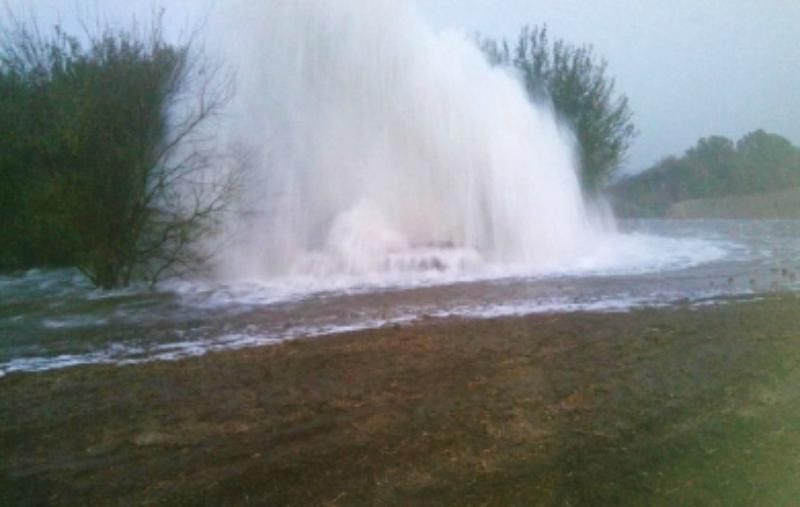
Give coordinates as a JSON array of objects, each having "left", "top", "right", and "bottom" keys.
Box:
[{"left": 217, "top": 0, "right": 607, "bottom": 281}]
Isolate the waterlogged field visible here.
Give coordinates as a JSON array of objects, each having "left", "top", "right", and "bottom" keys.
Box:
[
  {"left": 3, "top": 288, "right": 800, "bottom": 505},
  {"left": 2, "top": 219, "right": 800, "bottom": 376}
]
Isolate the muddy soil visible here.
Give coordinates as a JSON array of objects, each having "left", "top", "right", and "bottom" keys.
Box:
[{"left": 2, "top": 295, "right": 800, "bottom": 506}]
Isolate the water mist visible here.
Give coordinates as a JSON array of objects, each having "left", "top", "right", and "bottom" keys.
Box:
[{"left": 216, "top": 0, "right": 606, "bottom": 282}]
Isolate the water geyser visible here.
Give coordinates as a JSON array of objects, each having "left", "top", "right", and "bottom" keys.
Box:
[{"left": 218, "top": 0, "right": 604, "bottom": 280}]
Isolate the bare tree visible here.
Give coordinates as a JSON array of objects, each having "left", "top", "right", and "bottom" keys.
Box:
[{"left": 0, "top": 9, "right": 244, "bottom": 288}]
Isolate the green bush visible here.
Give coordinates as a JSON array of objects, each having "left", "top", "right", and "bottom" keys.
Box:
[
  {"left": 480, "top": 26, "right": 636, "bottom": 193},
  {"left": 0, "top": 14, "right": 240, "bottom": 288}
]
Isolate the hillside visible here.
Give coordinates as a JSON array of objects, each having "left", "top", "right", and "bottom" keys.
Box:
[
  {"left": 609, "top": 130, "right": 800, "bottom": 218},
  {"left": 666, "top": 186, "right": 800, "bottom": 219}
]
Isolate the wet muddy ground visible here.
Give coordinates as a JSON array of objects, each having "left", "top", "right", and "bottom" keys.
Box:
[{"left": 2, "top": 294, "right": 800, "bottom": 505}]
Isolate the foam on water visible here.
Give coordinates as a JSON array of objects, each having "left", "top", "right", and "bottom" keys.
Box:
[
  {"left": 0, "top": 280, "right": 758, "bottom": 376},
  {"left": 0, "top": 295, "right": 660, "bottom": 375},
  {"left": 0, "top": 232, "right": 722, "bottom": 316},
  {"left": 167, "top": 231, "right": 731, "bottom": 309},
  {"left": 0, "top": 223, "right": 745, "bottom": 377},
  {"left": 4, "top": 219, "right": 799, "bottom": 377}
]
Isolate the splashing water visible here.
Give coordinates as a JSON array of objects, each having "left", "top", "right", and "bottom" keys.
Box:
[
  {"left": 4, "top": 3, "right": 793, "bottom": 377},
  {"left": 215, "top": 0, "right": 610, "bottom": 282}
]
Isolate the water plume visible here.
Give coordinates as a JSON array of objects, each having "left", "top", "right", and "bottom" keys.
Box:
[{"left": 216, "top": 0, "right": 605, "bottom": 281}]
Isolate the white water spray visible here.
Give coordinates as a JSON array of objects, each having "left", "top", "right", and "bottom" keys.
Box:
[{"left": 217, "top": 0, "right": 606, "bottom": 281}]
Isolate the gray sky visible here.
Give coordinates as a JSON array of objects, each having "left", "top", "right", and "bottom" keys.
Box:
[
  {"left": 9, "top": 0, "right": 800, "bottom": 174},
  {"left": 416, "top": 0, "right": 800, "bottom": 174}
]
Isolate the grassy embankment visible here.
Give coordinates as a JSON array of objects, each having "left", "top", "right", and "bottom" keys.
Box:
[
  {"left": 667, "top": 187, "right": 800, "bottom": 219},
  {"left": 2, "top": 295, "right": 800, "bottom": 505}
]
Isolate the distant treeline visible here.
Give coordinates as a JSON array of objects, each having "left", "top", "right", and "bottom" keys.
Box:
[{"left": 609, "top": 130, "right": 800, "bottom": 217}]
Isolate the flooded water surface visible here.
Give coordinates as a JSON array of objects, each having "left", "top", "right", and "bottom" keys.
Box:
[{"left": 2, "top": 219, "right": 799, "bottom": 375}]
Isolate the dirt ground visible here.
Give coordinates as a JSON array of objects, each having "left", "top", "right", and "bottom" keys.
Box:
[{"left": 2, "top": 294, "right": 800, "bottom": 506}]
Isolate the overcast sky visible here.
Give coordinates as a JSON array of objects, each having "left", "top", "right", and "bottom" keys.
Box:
[
  {"left": 416, "top": 0, "right": 800, "bottom": 174},
  {"left": 9, "top": 0, "right": 800, "bottom": 174}
]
